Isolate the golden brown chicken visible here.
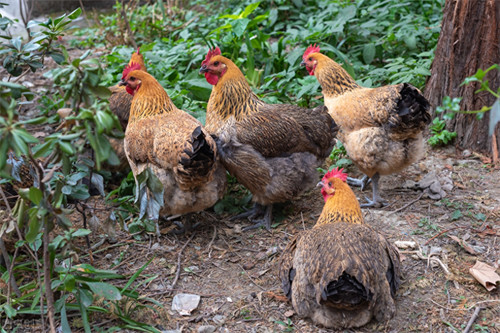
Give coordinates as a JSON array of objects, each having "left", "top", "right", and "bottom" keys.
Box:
[
  {"left": 120, "top": 63, "right": 226, "bottom": 235},
  {"left": 106, "top": 48, "right": 147, "bottom": 171},
  {"left": 199, "top": 47, "right": 337, "bottom": 231},
  {"left": 301, "top": 44, "right": 431, "bottom": 207},
  {"left": 278, "top": 168, "right": 401, "bottom": 329}
]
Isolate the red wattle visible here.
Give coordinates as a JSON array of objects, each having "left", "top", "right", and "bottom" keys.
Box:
[
  {"left": 125, "top": 86, "right": 134, "bottom": 95},
  {"left": 205, "top": 72, "right": 219, "bottom": 85}
]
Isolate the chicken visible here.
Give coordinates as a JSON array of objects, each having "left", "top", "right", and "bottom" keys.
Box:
[
  {"left": 106, "top": 48, "right": 147, "bottom": 172},
  {"left": 278, "top": 167, "right": 401, "bottom": 329},
  {"left": 199, "top": 47, "right": 337, "bottom": 231},
  {"left": 121, "top": 63, "right": 227, "bottom": 235},
  {"left": 301, "top": 44, "right": 431, "bottom": 207}
]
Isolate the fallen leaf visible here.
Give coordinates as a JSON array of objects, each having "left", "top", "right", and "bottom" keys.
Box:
[
  {"left": 454, "top": 182, "right": 466, "bottom": 189},
  {"left": 444, "top": 164, "right": 453, "bottom": 170},
  {"left": 284, "top": 310, "right": 295, "bottom": 317},
  {"left": 469, "top": 261, "right": 500, "bottom": 291},
  {"left": 477, "top": 225, "right": 498, "bottom": 238},
  {"left": 57, "top": 108, "right": 72, "bottom": 119},
  {"left": 448, "top": 235, "right": 477, "bottom": 255},
  {"left": 243, "top": 261, "right": 256, "bottom": 270}
]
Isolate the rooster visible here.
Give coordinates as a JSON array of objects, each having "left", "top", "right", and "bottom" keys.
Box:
[
  {"left": 199, "top": 47, "right": 337, "bottom": 231},
  {"left": 278, "top": 168, "right": 401, "bottom": 329},
  {"left": 106, "top": 48, "right": 147, "bottom": 171},
  {"left": 121, "top": 63, "right": 227, "bottom": 235},
  {"left": 301, "top": 44, "right": 431, "bottom": 207}
]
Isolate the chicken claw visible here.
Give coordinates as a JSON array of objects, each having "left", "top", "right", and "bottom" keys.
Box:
[
  {"left": 230, "top": 203, "right": 265, "bottom": 221},
  {"left": 347, "top": 175, "right": 371, "bottom": 191},
  {"left": 242, "top": 205, "right": 273, "bottom": 232},
  {"left": 359, "top": 173, "right": 387, "bottom": 208}
]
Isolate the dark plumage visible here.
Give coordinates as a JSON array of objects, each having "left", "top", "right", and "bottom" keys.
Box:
[
  {"left": 200, "top": 48, "right": 337, "bottom": 230},
  {"left": 279, "top": 169, "right": 400, "bottom": 329}
]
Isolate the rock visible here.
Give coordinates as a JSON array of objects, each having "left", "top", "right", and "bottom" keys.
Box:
[
  {"left": 394, "top": 241, "right": 417, "bottom": 249},
  {"left": 462, "top": 149, "right": 472, "bottom": 157},
  {"left": 171, "top": 293, "right": 201, "bottom": 316},
  {"left": 213, "top": 314, "right": 226, "bottom": 325},
  {"left": 151, "top": 242, "right": 161, "bottom": 250},
  {"left": 198, "top": 325, "right": 216, "bottom": 333},
  {"left": 104, "top": 253, "right": 113, "bottom": 259},
  {"left": 162, "top": 330, "right": 181, "bottom": 333}
]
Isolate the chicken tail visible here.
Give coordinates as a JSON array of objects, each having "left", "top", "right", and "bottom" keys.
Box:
[
  {"left": 389, "top": 83, "right": 431, "bottom": 138},
  {"left": 321, "top": 272, "right": 372, "bottom": 310},
  {"left": 177, "top": 126, "right": 216, "bottom": 186}
]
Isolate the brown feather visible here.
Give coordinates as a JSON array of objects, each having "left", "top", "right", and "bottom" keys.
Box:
[
  {"left": 124, "top": 70, "right": 226, "bottom": 217},
  {"left": 278, "top": 178, "right": 401, "bottom": 329},
  {"left": 205, "top": 55, "right": 337, "bottom": 206},
  {"left": 309, "top": 52, "right": 431, "bottom": 178}
]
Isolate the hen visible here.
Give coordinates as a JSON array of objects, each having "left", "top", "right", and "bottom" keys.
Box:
[
  {"left": 199, "top": 47, "right": 337, "bottom": 231},
  {"left": 302, "top": 44, "right": 431, "bottom": 207},
  {"left": 278, "top": 168, "right": 401, "bottom": 329},
  {"left": 107, "top": 48, "right": 147, "bottom": 171},
  {"left": 121, "top": 64, "right": 227, "bottom": 235}
]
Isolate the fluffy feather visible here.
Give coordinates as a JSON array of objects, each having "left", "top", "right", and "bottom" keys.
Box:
[
  {"left": 302, "top": 45, "right": 431, "bottom": 207},
  {"left": 200, "top": 47, "right": 337, "bottom": 230},
  {"left": 278, "top": 171, "right": 401, "bottom": 329},
  {"left": 122, "top": 69, "right": 226, "bottom": 234}
]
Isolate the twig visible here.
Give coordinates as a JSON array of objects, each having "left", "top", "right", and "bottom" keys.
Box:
[
  {"left": 389, "top": 191, "right": 424, "bottom": 215},
  {"left": 0, "top": 187, "right": 22, "bottom": 298},
  {"left": 170, "top": 233, "right": 195, "bottom": 291},
  {"left": 120, "top": 0, "right": 138, "bottom": 49},
  {"left": 463, "top": 307, "right": 482, "bottom": 333},
  {"left": 204, "top": 225, "right": 217, "bottom": 256},
  {"left": 300, "top": 212, "right": 305, "bottom": 230}
]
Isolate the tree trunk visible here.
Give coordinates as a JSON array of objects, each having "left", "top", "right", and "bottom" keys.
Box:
[{"left": 424, "top": 0, "right": 500, "bottom": 155}]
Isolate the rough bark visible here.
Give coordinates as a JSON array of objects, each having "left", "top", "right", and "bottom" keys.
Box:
[{"left": 424, "top": 0, "right": 500, "bottom": 155}]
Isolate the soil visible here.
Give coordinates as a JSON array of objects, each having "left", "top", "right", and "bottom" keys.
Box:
[{"left": 3, "top": 45, "right": 500, "bottom": 333}]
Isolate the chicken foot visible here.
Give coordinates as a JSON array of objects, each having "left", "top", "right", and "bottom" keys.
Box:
[
  {"left": 242, "top": 204, "right": 273, "bottom": 232},
  {"left": 230, "top": 203, "right": 265, "bottom": 221},
  {"left": 347, "top": 175, "right": 371, "bottom": 191},
  {"left": 360, "top": 173, "right": 387, "bottom": 208}
]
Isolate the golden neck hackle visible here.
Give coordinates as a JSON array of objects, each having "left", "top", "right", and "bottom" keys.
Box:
[
  {"left": 128, "top": 71, "right": 176, "bottom": 122},
  {"left": 315, "top": 178, "right": 364, "bottom": 227},
  {"left": 207, "top": 57, "right": 264, "bottom": 121},
  {"left": 314, "top": 54, "right": 360, "bottom": 97}
]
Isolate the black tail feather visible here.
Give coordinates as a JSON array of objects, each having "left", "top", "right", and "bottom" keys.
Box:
[
  {"left": 178, "top": 126, "right": 215, "bottom": 180},
  {"left": 322, "top": 272, "right": 372, "bottom": 309}
]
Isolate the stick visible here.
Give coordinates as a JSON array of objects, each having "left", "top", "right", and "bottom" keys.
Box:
[
  {"left": 204, "top": 225, "right": 216, "bottom": 256},
  {"left": 170, "top": 233, "right": 195, "bottom": 291},
  {"left": 390, "top": 191, "right": 424, "bottom": 215},
  {"left": 492, "top": 131, "right": 498, "bottom": 164},
  {"left": 463, "top": 307, "right": 482, "bottom": 333}
]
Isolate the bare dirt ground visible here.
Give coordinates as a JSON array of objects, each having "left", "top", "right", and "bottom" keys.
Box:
[
  {"left": 80, "top": 146, "right": 500, "bottom": 333},
  {"left": 4, "top": 46, "right": 500, "bottom": 333}
]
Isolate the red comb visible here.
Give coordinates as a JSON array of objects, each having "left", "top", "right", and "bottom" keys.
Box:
[
  {"left": 136, "top": 47, "right": 140, "bottom": 54},
  {"left": 303, "top": 44, "right": 321, "bottom": 60},
  {"left": 122, "top": 62, "right": 142, "bottom": 80},
  {"left": 202, "top": 46, "right": 221, "bottom": 66},
  {"left": 323, "top": 167, "right": 348, "bottom": 183}
]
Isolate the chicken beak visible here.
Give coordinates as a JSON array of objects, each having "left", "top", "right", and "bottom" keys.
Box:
[
  {"left": 300, "top": 61, "right": 306, "bottom": 67},
  {"left": 316, "top": 180, "right": 324, "bottom": 188},
  {"left": 199, "top": 65, "right": 208, "bottom": 74},
  {"left": 119, "top": 80, "right": 126, "bottom": 86}
]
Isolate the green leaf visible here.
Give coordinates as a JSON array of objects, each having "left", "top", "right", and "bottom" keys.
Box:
[
  {"left": 89, "top": 85, "right": 111, "bottom": 99},
  {"left": 63, "top": 274, "right": 76, "bottom": 292},
  {"left": 28, "top": 187, "right": 43, "bottom": 205},
  {"left": 60, "top": 304, "right": 71, "bottom": 333},
  {"left": 363, "top": 43, "right": 376, "bottom": 64},
  {"left": 67, "top": 7, "right": 82, "bottom": 20},
  {"left": 451, "top": 210, "right": 463, "bottom": 220},
  {"left": 49, "top": 52, "right": 66, "bottom": 65},
  {"left": 25, "top": 215, "right": 41, "bottom": 243},
  {"left": 86, "top": 282, "right": 122, "bottom": 301},
  {"left": 72, "top": 228, "right": 91, "bottom": 237},
  {"left": 3, "top": 303, "right": 17, "bottom": 318},
  {"left": 240, "top": 1, "right": 260, "bottom": 18},
  {"left": 231, "top": 18, "right": 250, "bottom": 37}
]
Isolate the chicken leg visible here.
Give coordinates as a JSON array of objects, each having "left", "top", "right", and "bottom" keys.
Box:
[
  {"left": 230, "top": 203, "right": 265, "bottom": 221},
  {"left": 360, "top": 173, "right": 387, "bottom": 208},
  {"left": 242, "top": 204, "right": 273, "bottom": 232},
  {"left": 347, "top": 175, "right": 371, "bottom": 191}
]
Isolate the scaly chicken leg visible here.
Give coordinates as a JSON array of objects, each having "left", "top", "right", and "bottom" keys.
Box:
[
  {"left": 347, "top": 175, "right": 370, "bottom": 190},
  {"left": 360, "top": 173, "right": 387, "bottom": 208},
  {"left": 241, "top": 204, "right": 273, "bottom": 231},
  {"left": 230, "top": 202, "right": 265, "bottom": 221}
]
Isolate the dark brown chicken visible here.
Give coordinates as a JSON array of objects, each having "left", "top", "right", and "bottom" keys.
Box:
[
  {"left": 279, "top": 168, "right": 401, "bottom": 329},
  {"left": 121, "top": 64, "right": 227, "bottom": 235},
  {"left": 301, "top": 44, "right": 431, "bottom": 207},
  {"left": 199, "top": 47, "right": 337, "bottom": 231}
]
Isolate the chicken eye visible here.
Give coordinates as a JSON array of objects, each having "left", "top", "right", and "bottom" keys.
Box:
[
  {"left": 328, "top": 182, "right": 332, "bottom": 186},
  {"left": 308, "top": 57, "right": 312, "bottom": 61},
  {"left": 214, "top": 61, "right": 220, "bottom": 66},
  {"left": 129, "top": 77, "right": 136, "bottom": 81}
]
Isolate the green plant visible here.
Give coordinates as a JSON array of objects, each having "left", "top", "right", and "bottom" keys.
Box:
[
  {"left": 428, "top": 117, "right": 458, "bottom": 147},
  {"left": 275, "top": 318, "right": 295, "bottom": 332}
]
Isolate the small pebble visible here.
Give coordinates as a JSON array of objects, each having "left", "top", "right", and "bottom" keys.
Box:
[
  {"left": 198, "top": 325, "right": 216, "bottom": 333},
  {"left": 213, "top": 314, "right": 226, "bottom": 325}
]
